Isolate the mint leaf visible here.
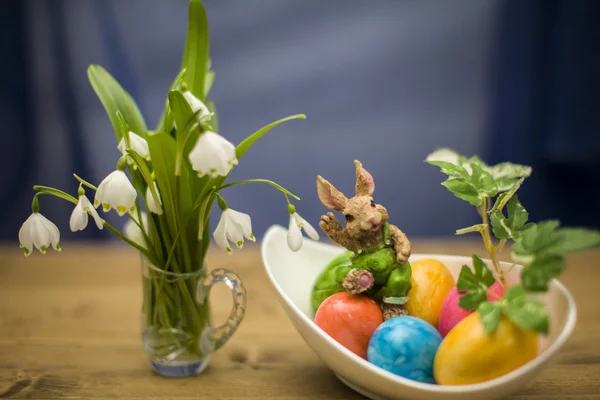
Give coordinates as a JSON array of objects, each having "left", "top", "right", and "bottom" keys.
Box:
[
  {"left": 490, "top": 196, "right": 530, "bottom": 240},
  {"left": 456, "top": 224, "right": 487, "bottom": 235},
  {"left": 511, "top": 220, "right": 562, "bottom": 261},
  {"left": 521, "top": 255, "right": 566, "bottom": 292},
  {"left": 491, "top": 177, "right": 525, "bottom": 212},
  {"left": 425, "top": 148, "right": 462, "bottom": 165},
  {"left": 552, "top": 228, "right": 600, "bottom": 254},
  {"left": 478, "top": 302, "right": 503, "bottom": 333},
  {"left": 504, "top": 286, "right": 549, "bottom": 335},
  {"left": 457, "top": 255, "right": 497, "bottom": 310},
  {"left": 470, "top": 163, "right": 498, "bottom": 197},
  {"left": 512, "top": 220, "right": 600, "bottom": 261},
  {"left": 441, "top": 178, "right": 482, "bottom": 206},
  {"left": 486, "top": 162, "right": 532, "bottom": 180},
  {"left": 426, "top": 160, "right": 470, "bottom": 180}
]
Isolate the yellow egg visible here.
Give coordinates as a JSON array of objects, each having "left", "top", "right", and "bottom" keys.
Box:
[
  {"left": 434, "top": 312, "right": 538, "bottom": 385},
  {"left": 406, "top": 258, "right": 454, "bottom": 327}
]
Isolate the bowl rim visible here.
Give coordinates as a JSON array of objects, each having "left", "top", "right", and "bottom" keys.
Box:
[{"left": 261, "top": 224, "right": 578, "bottom": 393}]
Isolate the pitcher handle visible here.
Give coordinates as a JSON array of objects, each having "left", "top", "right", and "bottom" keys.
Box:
[{"left": 197, "top": 268, "right": 247, "bottom": 355}]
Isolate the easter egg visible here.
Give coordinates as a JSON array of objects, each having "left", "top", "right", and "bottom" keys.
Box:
[
  {"left": 406, "top": 258, "right": 454, "bottom": 327},
  {"left": 368, "top": 316, "right": 442, "bottom": 383},
  {"left": 314, "top": 292, "right": 383, "bottom": 359},
  {"left": 438, "top": 282, "right": 506, "bottom": 337},
  {"left": 434, "top": 312, "right": 538, "bottom": 385},
  {"left": 487, "top": 281, "right": 505, "bottom": 301}
]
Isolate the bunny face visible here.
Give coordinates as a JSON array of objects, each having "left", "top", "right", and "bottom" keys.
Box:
[
  {"left": 342, "top": 196, "right": 389, "bottom": 237},
  {"left": 317, "top": 160, "right": 389, "bottom": 237}
]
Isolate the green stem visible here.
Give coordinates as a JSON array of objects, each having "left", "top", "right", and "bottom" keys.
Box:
[
  {"left": 33, "top": 186, "right": 154, "bottom": 260},
  {"left": 480, "top": 197, "right": 507, "bottom": 288},
  {"left": 73, "top": 174, "right": 98, "bottom": 191},
  {"left": 164, "top": 231, "right": 182, "bottom": 270},
  {"left": 175, "top": 177, "right": 193, "bottom": 273},
  {"left": 218, "top": 178, "right": 300, "bottom": 200}
]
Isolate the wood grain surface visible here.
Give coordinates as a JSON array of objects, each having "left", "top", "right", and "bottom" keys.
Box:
[{"left": 0, "top": 241, "right": 598, "bottom": 399}]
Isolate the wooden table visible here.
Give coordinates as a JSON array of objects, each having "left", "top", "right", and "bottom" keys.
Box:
[{"left": 0, "top": 241, "right": 598, "bottom": 399}]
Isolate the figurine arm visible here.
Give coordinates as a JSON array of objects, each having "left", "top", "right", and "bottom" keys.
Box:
[
  {"left": 319, "top": 212, "right": 357, "bottom": 252},
  {"left": 389, "top": 224, "right": 411, "bottom": 264}
]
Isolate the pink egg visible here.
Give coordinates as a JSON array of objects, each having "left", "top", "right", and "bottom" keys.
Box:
[
  {"left": 487, "top": 281, "right": 505, "bottom": 301},
  {"left": 438, "top": 287, "right": 473, "bottom": 338},
  {"left": 438, "top": 282, "right": 506, "bottom": 337}
]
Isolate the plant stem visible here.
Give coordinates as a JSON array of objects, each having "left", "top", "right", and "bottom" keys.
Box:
[
  {"left": 480, "top": 197, "right": 507, "bottom": 288},
  {"left": 33, "top": 186, "right": 154, "bottom": 260},
  {"left": 218, "top": 178, "right": 300, "bottom": 200},
  {"left": 73, "top": 174, "right": 98, "bottom": 190}
]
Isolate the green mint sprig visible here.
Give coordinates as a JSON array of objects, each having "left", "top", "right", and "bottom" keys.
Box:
[
  {"left": 457, "top": 255, "right": 496, "bottom": 310},
  {"left": 477, "top": 285, "right": 549, "bottom": 334},
  {"left": 426, "top": 148, "right": 600, "bottom": 335}
]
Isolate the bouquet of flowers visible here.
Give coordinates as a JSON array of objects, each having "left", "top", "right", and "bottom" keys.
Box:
[{"left": 17, "top": 0, "right": 317, "bottom": 376}]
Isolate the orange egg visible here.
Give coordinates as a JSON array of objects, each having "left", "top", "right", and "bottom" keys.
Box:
[
  {"left": 406, "top": 258, "right": 455, "bottom": 327},
  {"left": 314, "top": 292, "right": 383, "bottom": 359}
]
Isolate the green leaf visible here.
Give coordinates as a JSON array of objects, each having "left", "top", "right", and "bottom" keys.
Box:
[
  {"left": 490, "top": 196, "right": 529, "bottom": 240},
  {"left": 441, "top": 178, "right": 482, "bottom": 207},
  {"left": 511, "top": 220, "right": 562, "bottom": 260},
  {"left": 204, "top": 70, "right": 215, "bottom": 98},
  {"left": 470, "top": 163, "right": 498, "bottom": 197},
  {"left": 205, "top": 99, "right": 218, "bottom": 131},
  {"left": 168, "top": 90, "right": 195, "bottom": 139},
  {"left": 456, "top": 224, "right": 487, "bottom": 235},
  {"left": 236, "top": 114, "right": 306, "bottom": 159},
  {"left": 425, "top": 160, "right": 470, "bottom": 180},
  {"left": 491, "top": 177, "right": 525, "bottom": 212},
  {"left": 147, "top": 134, "right": 179, "bottom": 236},
  {"left": 521, "top": 255, "right": 566, "bottom": 292},
  {"left": 504, "top": 286, "right": 549, "bottom": 335},
  {"left": 126, "top": 149, "right": 161, "bottom": 208},
  {"left": 457, "top": 255, "right": 497, "bottom": 310},
  {"left": 495, "top": 178, "right": 519, "bottom": 192},
  {"left": 466, "top": 155, "right": 488, "bottom": 169},
  {"left": 156, "top": 68, "right": 187, "bottom": 132},
  {"left": 425, "top": 148, "right": 461, "bottom": 165},
  {"left": 87, "top": 65, "right": 147, "bottom": 141},
  {"left": 486, "top": 162, "right": 532, "bottom": 180},
  {"left": 477, "top": 302, "right": 503, "bottom": 333},
  {"left": 181, "top": 0, "right": 209, "bottom": 101},
  {"left": 552, "top": 228, "right": 600, "bottom": 255},
  {"left": 512, "top": 220, "right": 600, "bottom": 263}
]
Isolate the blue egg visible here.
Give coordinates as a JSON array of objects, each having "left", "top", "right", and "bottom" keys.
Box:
[{"left": 367, "top": 316, "right": 442, "bottom": 384}]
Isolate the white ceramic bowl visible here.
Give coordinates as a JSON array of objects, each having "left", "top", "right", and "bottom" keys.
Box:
[{"left": 261, "top": 225, "right": 577, "bottom": 400}]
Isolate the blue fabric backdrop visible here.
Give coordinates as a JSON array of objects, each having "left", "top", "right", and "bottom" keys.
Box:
[{"left": 1, "top": 0, "right": 598, "bottom": 244}]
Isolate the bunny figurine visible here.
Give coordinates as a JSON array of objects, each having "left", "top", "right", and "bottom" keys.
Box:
[{"left": 312, "top": 160, "right": 413, "bottom": 320}]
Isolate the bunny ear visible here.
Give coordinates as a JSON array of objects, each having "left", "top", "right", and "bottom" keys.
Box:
[
  {"left": 316, "top": 176, "right": 348, "bottom": 211},
  {"left": 354, "top": 160, "right": 375, "bottom": 196}
]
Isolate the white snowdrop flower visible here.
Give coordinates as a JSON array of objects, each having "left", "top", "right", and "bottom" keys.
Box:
[
  {"left": 287, "top": 205, "right": 319, "bottom": 252},
  {"left": 183, "top": 91, "right": 210, "bottom": 118},
  {"left": 117, "top": 131, "right": 150, "bottom": 166},
  {"left": 146, "top": 182, "right": 163, "bottom": 215},
  {"left": 70, "top": 190, "right": 104, "bottom": 232},
  {"left": 188, "top": 131, "right": 238, "bottom": 178},
  {"left": 124, "top": 212, "right": 148, "bottom": 247},
  {"left": 19, "top": 212, "right": 61, "bottom": 256},
  {"left": 94, "top": 162, "right": 137, "bottom": 216},
  {"left": 213, "top": 208, "right": 255, "bottom": 255}
]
